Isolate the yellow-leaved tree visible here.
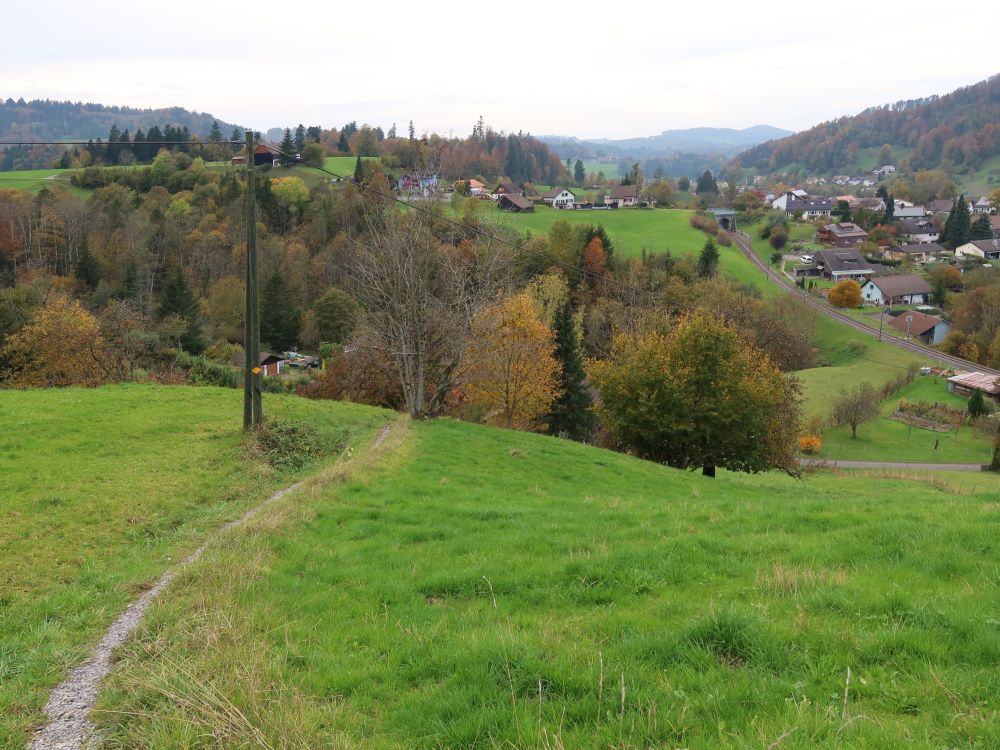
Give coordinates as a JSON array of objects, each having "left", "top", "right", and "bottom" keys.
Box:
[
  {"left": 461, "top": 292, "right": 560, "bottom": 430},
  {"left": 1, "top": 296, "right": 108, "bottom": 387},
  {"left": 827, "top": 279, "right": 862, "bottom": 308}
]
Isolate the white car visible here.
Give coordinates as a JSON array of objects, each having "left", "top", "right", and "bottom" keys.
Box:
[{"left": 800, "top": 254, "right": 814, "bottom": 263}]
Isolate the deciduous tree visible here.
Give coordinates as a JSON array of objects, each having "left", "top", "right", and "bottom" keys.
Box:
[
  {"left": 461, "top": 292, "right": 560, "bottom": 430},
  {"left": 832, "top": 382, "right": 879, "bottom": 439},
  {"left": 828, "top": 279, "right": 862, "bottom": 308},
  {"left": 314, "top": 287, "right": 360, "bottom": 345},
  {"left": 590, "top": 312, "right": 801, "bottom": 477}
]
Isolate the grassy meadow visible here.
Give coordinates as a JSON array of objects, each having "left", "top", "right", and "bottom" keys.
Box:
[
  {"left": 92, "top": 412, "right": 1000, "bottom": 748},
  {"left": 0, "top": 385, "right": 390, "bottom": 748},
  {"left": 0, "top": 167, "right": 88, "bottom": 198}
]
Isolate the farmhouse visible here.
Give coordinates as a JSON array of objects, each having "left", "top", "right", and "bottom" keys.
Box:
[
  {"left": 817, "top": 222, "right": 869, "bottom": 247},
  {"left": 947, "top": 371, "right": 1000, "bottom": 400},
  {"left": 771, "top": 189, "right": 809, "bottom": 210},
  {"left": 541, "top": 187, "right": 576, "bottom": 209},
  {"left": 887, "top": 311, "right": 950, "bottom": 345},
  {"left": 496, "top": 193, "right": 534, "bottom": 212},
  {"left": 898, "top": 218, "right": 940, "bottom": 244},
  {"left": 455, "top": 178, "right": 486, "bottom": 196},
  {"left": 815, "top": 248, "right": 873, "bottom": 281},
  {"left": 860, "top": 275, "right": 932, "bottom": 306},
  {"left": 956, "top": 239, "right": 1000, "bottom": 261},
  {"left": 491, "top": 180, "right": 523, "bottom": 201},
  {"left": 883, "top": 242, "right": 944, "bottom": 263},
  {"left": 397, "top": 173, "right": 438, "bottom": 195},
  {"left": 606, "top": 185, "right": 638, "bottom": 209}
]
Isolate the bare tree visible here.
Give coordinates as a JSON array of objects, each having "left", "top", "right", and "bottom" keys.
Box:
[
  {"left": 832, "top": 382, "right": 880, "bottom": 439},
  {"left": 352, "top": 208, "right": 511, "bottom": 417}
]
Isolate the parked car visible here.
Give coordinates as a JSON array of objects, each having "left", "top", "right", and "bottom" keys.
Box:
[{"left": 800, "top": 254, "right": 814, "bottom": 263}]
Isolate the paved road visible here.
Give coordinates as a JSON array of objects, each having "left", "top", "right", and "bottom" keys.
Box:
[
  {"left": 800, "top": 458, "right": 986, "bottom": 472},
  {"left": 731, "top": 231, "right": 1000, "bottom": 378}
]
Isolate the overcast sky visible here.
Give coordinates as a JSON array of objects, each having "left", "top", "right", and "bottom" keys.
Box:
[{"left": 3, "top": 1, "right": 998, "bottom": 140}]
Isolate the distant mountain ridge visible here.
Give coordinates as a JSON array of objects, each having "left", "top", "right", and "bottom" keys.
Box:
[
  {"left": 0, "top": 98, "right": 243, "bottom": 142},
  {"left": 733, "top": 74, "right": 1000, "bottom": 176},
  {"left": 542, "top": 125, "right": 792, "bottom": 157}
]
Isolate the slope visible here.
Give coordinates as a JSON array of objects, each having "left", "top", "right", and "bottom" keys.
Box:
[{"left": 96, "top": 415, "right": 1000, "bottom": 749}]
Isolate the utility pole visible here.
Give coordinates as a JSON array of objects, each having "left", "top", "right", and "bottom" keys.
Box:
[{"left": 243, "top": 130, "right": 262, "bottom": 429}]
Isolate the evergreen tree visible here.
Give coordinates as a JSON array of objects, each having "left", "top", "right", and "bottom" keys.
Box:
[
  {"left": 970, "top": 213, "right": 994, "bottom": 240},
  {"left": 157, "top": 267, "right": 204, "bottom": 353},
  {"left": 58, "top": 150, "right": 71, "bottom": 169},
  {"left": 942, "top": 195, "right": 971, "bottom": 248},
  {"left": 305, "top": 125, "right": 322, "bottom": 143},
  {"left": 337, "top": 129, "right": 350, "bottom": 153},
  {"left": 696, "top": 238, "right": 720, "bottom": 278},
  {"left": 677, "top": 176, "right": 690, "bottom": 192},
  {"left": 583, "top": 224, "right": 614, "bottom": 260},
  {"left": 546, "top": 299, "right": 596, "bottom": 440},
  {"left": 374, "top": 126, "right": 385, "bottom": 141},
  {"left": 574, "top": 159, "right": 585, "bottom": 183},
  {"left": 353, "top": 155, "right": 364, "bottom": 183},
  {"left": 260, "top": 272, "right": 299, "bottom": 352},
  {"left": 278, "top": 128, "right": 297, "bottom": 166},
  {"left": 294, "top": 123, "right": 306, "bottom": 153},
  {"left": 408, "top": 120, "right": 415, "bottom": 140},
  {"left": 695, "top": 170, "right": 718, "bottom": 194},
  {"left": 209, "top": 120, "right": 223, "bottom": 143},
  {"left": 230, "top": 126, "right": 242, "bottom": 145},
  {"left": 387, "top": 123, "right": 397, "bottom": 139},
  {"left": 968, "top": 387, "right": 988, "bottom": 418},
  {"left": 74, "top": 247, "right": 100, "bottom": 290}
]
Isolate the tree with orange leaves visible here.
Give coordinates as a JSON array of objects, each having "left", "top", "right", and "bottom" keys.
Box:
[
  {"left": 461, "top": 292, "right": 561, "bottom": 430},
  {"left": 1, "top": 296, "right": 108, "bottom": 387}
]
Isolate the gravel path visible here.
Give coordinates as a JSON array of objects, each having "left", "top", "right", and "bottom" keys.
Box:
[
  {"left": 800, "top": 458, "right": 986, "bottom": 472},
  {"left": 29, "top": 423, "right": 393, "bottom": 750}
]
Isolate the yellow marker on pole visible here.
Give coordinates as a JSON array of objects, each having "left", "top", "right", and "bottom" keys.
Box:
[{"left": 252, "top": 366, "right": 262, "bottom": 375}]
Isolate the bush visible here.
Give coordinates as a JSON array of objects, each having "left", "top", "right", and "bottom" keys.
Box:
[
  {"left": 798, "top": 435, "right": 822, "bottom": 454},
  {"left": 246, "top": 419, "right": 325, "bottom": 471}
]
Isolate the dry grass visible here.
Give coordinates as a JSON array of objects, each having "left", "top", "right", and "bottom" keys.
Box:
[{"left": 755, "top": 563, "right": 849, "bottom": 594}]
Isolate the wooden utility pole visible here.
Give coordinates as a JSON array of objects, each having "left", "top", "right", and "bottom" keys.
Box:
[{"left": 243, "top": 130, "right": 263, "bottom": 429}]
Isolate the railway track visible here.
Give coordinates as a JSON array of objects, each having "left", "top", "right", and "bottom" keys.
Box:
[{"left": 731, "top": 231, "right": 1000, "bottom": 378}]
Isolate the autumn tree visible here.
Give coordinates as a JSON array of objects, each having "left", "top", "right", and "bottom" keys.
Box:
[
  {"left": 832, "top": 382, "right": 880, "bottom": 439},
  {"left": 546, "top": 298, "right": 595, "bottom": 440},
  {"left": 828, "top": 279, "right": 862, "bottom": 308},
  {"left": 590, "top": 312, "right": 801, "bottom": 477},
  {"left": 1, "top": 296, "right": 107, "bottom": 387},
  {"left": 461, "top": 292, "right": 559, "bottom": 430},
  {"left": 314, "top": 287, "right": 360, "bottom": 345},
  {"left": 582, "top": 237, "right": 607, "bottom": 288}
]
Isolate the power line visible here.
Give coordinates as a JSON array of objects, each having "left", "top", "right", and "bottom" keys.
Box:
[{"left": 0, "top": 140, "right": 243, "bottom": 146}]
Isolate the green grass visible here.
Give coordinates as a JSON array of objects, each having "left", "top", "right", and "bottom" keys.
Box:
[
  {"left": 0, "top": 167, "right": 89, "bottom": 198},
  {"left": 0, "top": 385, "right": 389, "bottom": 748},
  {"left": 816, "top": 376, "right": 992, "bottom": 464},
  {"left": 95, "top": 414, "right": 1000, "bottom": 748}
]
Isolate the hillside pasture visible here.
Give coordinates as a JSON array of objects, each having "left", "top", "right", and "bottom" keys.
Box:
[
  {"left": 0, "top": 167, "right": 87, "bottom": 197},
  {"left": 96, "top": 413, "right": 1000, "bottom": 749},
  {"left": 0, "top": 385, "right": 388, "bottom": 748}
]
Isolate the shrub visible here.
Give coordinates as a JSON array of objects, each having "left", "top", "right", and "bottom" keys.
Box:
[
  {"left": 798, "top": 435, "right": 822, "bottom": 454},
  {"left": 246, "top": 419, "right": 325, "bottom": 471}
]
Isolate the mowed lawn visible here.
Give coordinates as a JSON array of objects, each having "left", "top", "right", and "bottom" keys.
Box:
[
  {"left": 0, "top": 385, "right": 389, "bottom": 748},
  {"left": 0, "top": 168, "right": 87, "bottom": 197},
  {"left": 97, "top": 416, "right": 1000, "bottom": 748},
  {"left": 816, "top": 375, "right": 993, "bottom": 464}
]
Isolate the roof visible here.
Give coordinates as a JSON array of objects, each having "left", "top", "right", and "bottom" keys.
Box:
[
  {"left": 964, "top": 239, "right": 1000, "bottom": 253},
  {"left": 542, "top": 187, "right": 575, "bottom": 199},
  {"left": 497, "top": 193, "right": 533, "bottom": 211},
  {"left": 899, "top": 218, "right": 938, "bottom": 235},
  {"left": 887, "top": 311, "right": 945, "bottom": 337},
  {"left": 609, "top": 185, "right": 638, "bottom": 200},
  {"left": 786, "top": 197, "right": 832, "bottom": 211},
  {"left": 232, "top": 351, "right": 284, "bottom": 367},
  {"left": 890, "top": 242, "right": 945, "bottom": 255},
  {"left": 947, "top": 371, "right": 1000, "bottom": 395},
  {"left": 492, "top": 180, "right": 519, "bottom": 195},
  {"left": 822, "top": 222, "right": 868, "bottom": 238},
  {"left": 816, "top": 248, "right": 871, "bottom": 274},
  {"left": 929, "top": 199, "right": 953, "bottom": 213},
  {"left": 894, "top": 206, "right": 926, "bottom": 219},
  {"left": 863, "top": 274, "right": 931, "bottom": 298}
]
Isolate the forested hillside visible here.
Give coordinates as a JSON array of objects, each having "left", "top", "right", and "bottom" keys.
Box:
[{"left": 735, "top": 75, "right": 1000, "bottom": 175}]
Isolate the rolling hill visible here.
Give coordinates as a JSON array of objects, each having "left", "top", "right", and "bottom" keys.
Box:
[{"left": 733, "top": 74, "right": 1000, "bottom": 182}]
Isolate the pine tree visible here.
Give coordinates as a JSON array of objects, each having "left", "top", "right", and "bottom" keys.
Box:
[
  {"left": 337, "top": 130, "right": 350, "bottom": 153},
  {"left": 74, "top": 247, "right": 100, "bottom": 290},
  {"left": 294, "top": 124, "right": 306, "bottom": 153},
  {"left": 260, "top": 272, "right": 299, "bottom": 352},
  {"left": 696, "top": 238, "right": 720, "bottom": 278},
  {"left": 387, "top": 123, "right": 397, "bottom": 139},
  {"left": 278, "top": 128, "right": 296, "bottom": 166},
  {"left": 547, "top": 300, "right": 596, "bottom": 440},
  {"left": 942, "top": 195, "right": 971, "bottom": 248},
  {"left": 574, "top": 159, "right": 585, "bottom": 183},
  {"left": 970, "top": 213, "right": 993, "bottom": 240},
  {"left": 353, "top": 155, "right": 364, "bottom": 183},
  {"left": 583, "top": 224, "right": 614, "bottom": 260},
  {"left": 408, "top": 120, "right": 415, "bottom": 140},
  {"left": 209, "top": 120, "right": 223, "bottom": 143},
  {"left": 968, "top": 387, "right": 988, "bottom": 418},
  {"left": 157, "top": 267, "right": 204, "bottom": 354}
]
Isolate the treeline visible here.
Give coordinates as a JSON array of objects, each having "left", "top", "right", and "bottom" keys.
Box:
[{"left": 736, "top": 74, "right": 1000, "bottom": 173}]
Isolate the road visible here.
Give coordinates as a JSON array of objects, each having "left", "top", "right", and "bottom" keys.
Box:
[
  {"left": 799, "top": 458, "right": 986, "bottom": 472},
  {"left": 731, "top": 231, "right": 1000, "bottom": 377}
]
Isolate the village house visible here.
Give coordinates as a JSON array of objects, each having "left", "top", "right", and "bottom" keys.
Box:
[
  {"left": 496, "top": 193, "right": 534, "bottom": 212},
  {"left": 956, "top": 238, "right": 1000, "bottom": 261},
  {"left": 860, "top": 275, "right": 932, "bottom": 306},
  {"left": 817, "top": 221, "right": 869, "bottom": 247},
  {"left": 971, "top": 196, "right": 994, "bottom": 214},
  {"left": 771, "top": 189, "right": 809, "bottom": 211},
  {"left": 886, "top": 310, "right": 950, "bottom": 345},
  {"left": 947, "top": 371, "right": 1000, "bottom": 401},
  {"left": 606, "top": 185, "right": 638, "bottom": 209},
  {"left": 883, "top": 242, "right": 944, "bottom": 263},
  {"left": 991, "top": 215, "right": 1000, "bottom": 239},
  {"left": 873, "top": 165, "right": 896, "bottom": 177},
  {"left": 816, "top": 248, "right": 873, "bottom": 281},
  {"left": 232, "top": 351, "right": 286, "bottom": 377},
  {"left": 454, "top": 178, "right": 486, "bottom": 196},
  {"left": 541, "top": 187, "right": 576, "bottom": 209},
  {"left": 490, "top": 180, "right": 523, "bottom": 201},
  {"left": 898, "top": 218, "right": 941, "bottom": 244},
  {"left": 894, "top": 204, "right": 926, "bottom": 220},
  {"left": 397, "top": 173, "right": 438, "bottom": 195}
]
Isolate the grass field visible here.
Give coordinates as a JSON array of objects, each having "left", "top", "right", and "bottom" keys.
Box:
[
  {"left": 816, "top": 375, "right": 992, "bottom": 464},
  {"left": 0, "top": 386, "right": 390, "bottom": 748},
  {"left": 0, "top": 167, "right": 88, "bottom": 198},
  {"left": 91, "top": 411, "right": 1000, "bottom": 748}
]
